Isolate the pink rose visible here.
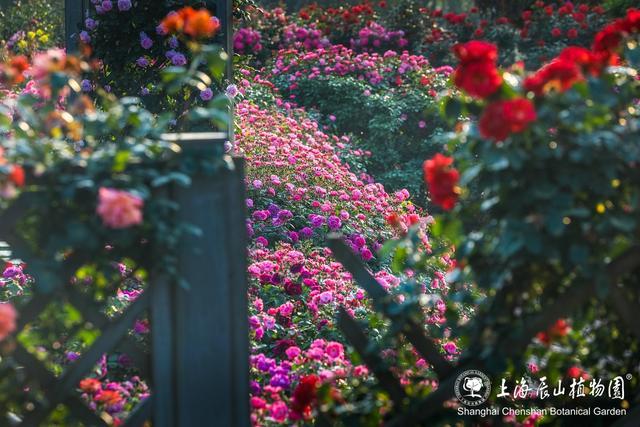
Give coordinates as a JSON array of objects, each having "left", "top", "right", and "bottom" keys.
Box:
[
  {"left": 285, "top": 346, "right": 301, "bottom": 360},
  {"left": 0, "top": 303, "right": 17, "bottom": 341},
  {"left": 325, "top": 341, "right": 344, "bottom": 359},
  {"left": 97, "top": 188, "right": 143, "bottom": 229}
]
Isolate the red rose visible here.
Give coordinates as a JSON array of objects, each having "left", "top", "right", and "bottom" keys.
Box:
[
  {"left": 290, "top": 375, "right": 320, "bottom": 419},
  {"left": 453, "top": 40, "right": 498, "bottom": 64},
  {"left": 559, "top": 46, "right": 609, "bottom": 76},
  {"left": 454, "top": 60, "right": 502, "bottom": 99},
  {"left": 537, "top": 318, "right": 571, "bottom": 345},
  {"left": 593, "top": 21, "right": 624, "bottom": 54},
  {"left": 479, "top": 98, "right": 537, "bottom": 141},
  {"left": 523, "top": 59, "right": 583, "bottom": 96},
  {"left": 551, "top": 27, "right": 562, "bottom": 37},
  {"left": 423, "top": 154, "right": 460, "bottom": 210},
  {"left": 567, "top": 28, "right": 578, "bottom": 39},
  {"left": 79, "top": 378, "right": 102, "bottom": 394},
  {"left": 9, "top": 165, "right": 25, "bottom": 187},
  {"left": 623, "top": 8, "right": 640, "bottom": 33},
  {"left": 567, "top": 366, "right": 589, "bottom": 379}
]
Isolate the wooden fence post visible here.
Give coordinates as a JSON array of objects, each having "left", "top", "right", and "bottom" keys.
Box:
[
  {"left": 64, "top": 0, "right": 85, "bottom": 52},
  {"left": 152, "top": 133, "right": 249, "bottom": 427}
]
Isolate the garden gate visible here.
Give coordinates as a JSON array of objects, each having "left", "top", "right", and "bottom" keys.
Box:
[{"left": 0, "top": 0, "right": 250, "bottom": 426}]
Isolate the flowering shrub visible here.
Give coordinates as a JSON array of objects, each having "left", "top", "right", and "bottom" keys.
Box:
[
  {"left": 0, "top": 0, "right": 63, "bottom": 56},
  {"left": 265, "top": 45, "right": 453, "bottom": 199},
  {"left": 337, "top": 9, "right": 640, "bottom": 425},
  {"left": 0, "top": 7, "right": 230, "bottom": 422},
  {"left": 236, "top": 1, "right": 609, "bottom": 72},
  {"left": 349, "top": 22, "right": 408, "bottom": 53},
  {"left": 235, "top": 100, "right": 458, "bottom": 425}
]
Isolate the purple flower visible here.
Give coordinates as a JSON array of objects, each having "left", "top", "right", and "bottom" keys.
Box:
[
  {"left": 252, "top": 210, "right": 269, "bottom": 221},
  {"left": 81, "top": 79, "right": 92, "bottom": 92},
  {"left": 85, "top": 18, "right": 97, "bottom": 30},
  {"left": 117, "top": 0, "right": 131, "bottom": 11},
  {"left": 277, "top": 210, "right": 293, "bottom": 221},
  {"left": 66, "top": 351, "right": 80, "bottom": 362},
  {"left": 3, "top": 265, "right": 26, "bottom": 285},
  {"left": 136, "top": 56, "right": 149, "bottom": 67},
  {"left": 200, "top": 88, "right": 213, "bottom": 101},
  {"left": 134, "top": 320, "right": 149, "bottom": 334},
  {"left": 300, "top": 227, "right": 313, "bottom": 238},
  {"left": 267, "top": 203, "right": 280, "bottom": 216},
  {"left": 225, "top": 84, "right": 239, "bottom": 98},
  {"left": 319, "top": 291, "right": 333, "bottom": 304},
  {"left": 309, "top": 214, "right": 324, "bottom": 228},
  {"left": 155, "top": 24, "right": 166, "bottom": 35},
  {"left": 79, "top": 31, "right": 91, "bottom": 44},
  {"left": 327, "top": 215, "right": 342, "bottom": 230},
  {"left": 171, "top": 52, "right": 187, "bottom": 66},
  {"left": 101, "top": 0, "right": 112, "bottom": 11},
  {"left": 168, "top": 36, "right": 179, "bottom": 49},
  {"left": 140, "top": 87, "right": 150, "bottom": 96},
  {"left": 140, "top": 32, "right": 153, "bottom": 49}
]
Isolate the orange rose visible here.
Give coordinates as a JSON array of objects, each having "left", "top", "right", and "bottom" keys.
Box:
[{"left": 184, "top": 9, "right": 220, "bottom": 38}]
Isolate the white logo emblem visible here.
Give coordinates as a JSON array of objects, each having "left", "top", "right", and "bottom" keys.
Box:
[{"left": 455, "top": 370, "right": 491, "bottom": 406}]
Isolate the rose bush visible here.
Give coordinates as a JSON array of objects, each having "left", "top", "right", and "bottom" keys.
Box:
[
  {"left": 326, "top": 8, "right": 640, "bottom": 425},
  {"left": 264, "top": 45, "right": 453, "bottom": 200}
]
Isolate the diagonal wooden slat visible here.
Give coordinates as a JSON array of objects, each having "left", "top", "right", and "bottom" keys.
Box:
[
  {"left": 13, "top": 344, "right": 108, "bottom": 427},
  {"left": 15, "top": 294, "right": 56, "bottom": 331},
  {"left": 386, "top": 245, "right": 640, "bottom": 426},
  {"left": 17, "top": 292, "right": 150, "bottom": 425},
  {"left": 337, "top": 308, "right": 406, "bottom": 407},
  {"left": 122, "top": 396, "right": 152, "bottom": 427},
  {"left": 65, "top": 288, "right": 151, "bottom": 378},
  {"left": 328, "top": 235, "right": 453, "bottom": 379}
]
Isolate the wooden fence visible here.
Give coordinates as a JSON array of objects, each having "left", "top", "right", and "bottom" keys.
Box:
[
  {"left": 0, "top": 134, "right": 250, "bottom": 427},
  {"left": 0, "top": 0, "right": 251, "bottom": 425},
  {"left": 327, "top": 234, "right": 640, "bottom": 426}
]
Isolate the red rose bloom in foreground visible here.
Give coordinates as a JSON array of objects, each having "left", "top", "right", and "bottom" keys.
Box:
[
  {"left": 523, "top": 59, "right": 584, "bottom": 96},
  {"left": 454, "top": 60, "right": 503, "bottom": 99},
  {"left": 423, "top": 154, "right": 460, "bottom": 210},
  {"left": 290, "top": 374, "right": 320, "bottom": 420},
  {"left": 452, "top": 41, "right": 502, "bottom": 99},
  {"left": 453, "top": 40, "right": 498, "bottom": 64},
  {"left": 479, "top": 98, "right": 537, "bottom": 142}
]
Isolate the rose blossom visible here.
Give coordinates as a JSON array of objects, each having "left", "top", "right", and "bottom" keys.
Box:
[{"left": 97, "top": 188, "right": 143, "bottom": 229}]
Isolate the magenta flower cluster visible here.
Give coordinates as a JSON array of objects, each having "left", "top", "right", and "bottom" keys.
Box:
[
  {"left": 350, "top": 22, "right": 408, "bottom": 52},
  {"left": 234, "top": 28, "right": 264, "bottom": 55}
]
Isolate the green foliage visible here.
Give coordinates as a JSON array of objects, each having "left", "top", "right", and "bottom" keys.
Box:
[
  {"left": 265, "top": 48, "right": 451, "bottom": 199},
  {"left": 604, "top": 0, "right": 638, "bottom": 17}
]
